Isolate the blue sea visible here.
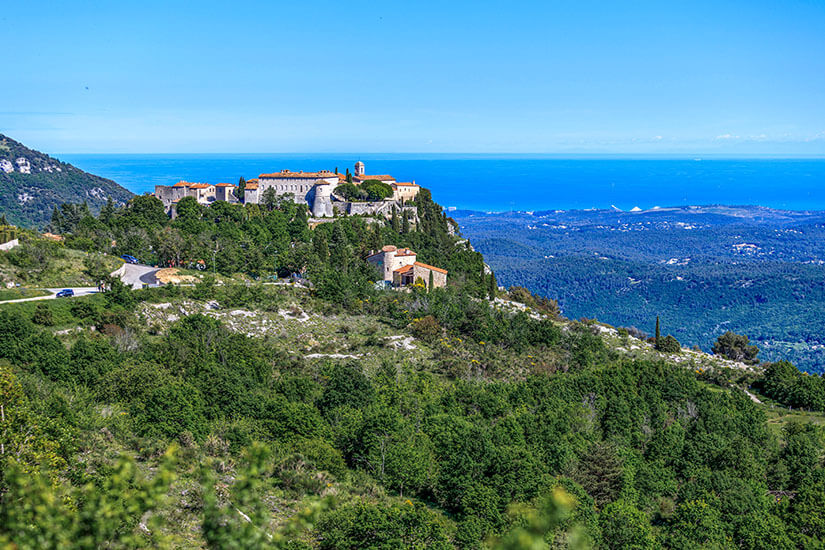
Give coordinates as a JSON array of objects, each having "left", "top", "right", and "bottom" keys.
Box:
[{"left": 60, "top": 154, "right": 825, "bottom": 212}]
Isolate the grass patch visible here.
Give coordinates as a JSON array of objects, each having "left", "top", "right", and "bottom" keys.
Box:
[{"left": 0, "top": 287, "right": 51, "bottom": 301}]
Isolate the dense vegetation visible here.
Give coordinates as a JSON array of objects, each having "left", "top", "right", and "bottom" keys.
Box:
[
  {"left": 334, "top": 180, "right": 395, "bottom": 202},
  {"left": 455, "top": 207, "right": 825, "bottom": 373},
  {"left": 0, "top": 134, "right": 133, "bottom": 228},
  {"left": 1, "top": 194, "right": 824, "bottom": 548}
]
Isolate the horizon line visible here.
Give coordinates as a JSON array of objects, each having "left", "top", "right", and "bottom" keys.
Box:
[{"left": 57, "top": 151, "right": 825, "bottom": 159}]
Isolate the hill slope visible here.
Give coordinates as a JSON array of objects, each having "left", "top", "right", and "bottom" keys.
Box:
[
  {"left": 454, "top": 206, "right": 825, "bottom": 373},
  {"left": 0, "top": 134, "right": 133, "bottom": 228}
]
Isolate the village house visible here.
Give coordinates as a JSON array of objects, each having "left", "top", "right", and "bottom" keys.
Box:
[
  {"left": 153, "top": 181, "right": 220, "bottom": 211},
  {"left": 366, "top": 245, "right": 447, "bottom": 289}
]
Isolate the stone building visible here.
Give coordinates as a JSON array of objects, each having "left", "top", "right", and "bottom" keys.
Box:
[
  {"left": 154, "top": 162, "right": 420, "bottom": 220},
  {"left": 366, "top": 245, "right": 447, "bottom": 289},
  {"left": 257, "top": 170, "right": 340, "bottom": 203},
  {"left": 391, "top": 181, "right": 420, "bottom": 202},
  {"left": 154, "top": 181, "right": 216, "bottom": 211},
  {"left": 215, "top": 182, "right": 238, "bottom": 202}
]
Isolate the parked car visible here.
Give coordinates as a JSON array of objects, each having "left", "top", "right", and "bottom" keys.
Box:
[
  {"left": 120, "top": 254, "right": 139, "bottom": 264},
  {"left": 56, "top": 289, "right": 74, "bottom": 298}
]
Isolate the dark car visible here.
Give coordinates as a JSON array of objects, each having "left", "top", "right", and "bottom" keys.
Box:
[
  {"left": 56, "top": 289, "right": 74, "bottom": 298},
  {"left": 120, "top": 254, "right": 139, "bottom": 264}
]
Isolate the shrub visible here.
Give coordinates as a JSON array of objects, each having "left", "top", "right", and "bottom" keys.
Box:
[
  {"left": 32, "top": 303, "right": 54, "bottom": 326},
  {"left": 712, "top": 331, "right": 759, "bottom": 364},
  {"left": 410, "top": 315, "right": 442, "bottom": 341},
  {"left": 656, "top": 334, "right": 682, "bottom": 354}
]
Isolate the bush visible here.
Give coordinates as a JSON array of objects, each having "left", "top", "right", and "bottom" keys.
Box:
[
  {"left": 712, "top": 331, "right": 759, "bottom": 364},
  {"left": 410, "top": 315, "right": 442, "bottom": 341},
  {"left": 32, "top": 303, "right": 54, "bottom": 326},
  {"left": 656, "top": 334, "right": 681, "bottom": 354}
]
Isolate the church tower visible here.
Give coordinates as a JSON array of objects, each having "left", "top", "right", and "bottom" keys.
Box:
[{"left": 354, "top": 161, "right": 365, "bottom": 177}]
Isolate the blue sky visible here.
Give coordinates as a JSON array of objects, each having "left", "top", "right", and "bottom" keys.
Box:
[{"left": 2, "top": 0, "right": 824, "bottom": 154}]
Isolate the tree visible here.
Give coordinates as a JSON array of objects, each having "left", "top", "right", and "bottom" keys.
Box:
[
  {"left": 429, "top": 270, "right": 435, "bottom": 291},
  {"left": 667, "top": 499, "right": 725, "bottom": 549},
  {"left": 657, "top": 334, "right": 681, "bottom": 354},
  {"left": 655, "top": 315, "right": 661, "bottom": 347},
  {"left": 573, "top": 442, "right": 623, "bottom": 507},
  {"left": 235, "top": 176, "right": 246, "bottom": 201},
  {"left": 712, "top": 331, "right": 759, "bottom": 364},
  {"left": 262, "top": 187, "right": 278, "bottom": 211},
  {"left": 391, "top": 208, "right": 400, "bottom": 232},
  {"left": 488, "top": 271, "right": 497, "bottom": 299},
  {"left": 99, "top": 197, "right": 116, "bottom": 226},
  {"left": 599, "top": 500, "right": 656, "bottom": 550}
]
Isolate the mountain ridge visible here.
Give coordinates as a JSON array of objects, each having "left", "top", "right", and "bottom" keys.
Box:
[{"left": 0, "top": 134, "right": 133, "bottom": 228}]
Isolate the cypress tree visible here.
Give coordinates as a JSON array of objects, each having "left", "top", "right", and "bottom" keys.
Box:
[
  {"left": 402, "top": 211, "right": 410, "bottom": 234},
  {"left": 236, "top": 177, "right": 246, "bottom": 201},
  {"left": 391, "top": 208, "right": 400, "bottom": 232},
  {"left": 655, "top": 316, "right": 661, "bottom": 349},
  {"left": 488, "top": 271, "right": 497, "bottom": 299},
  {"left": 428, "top": 270, "right": 434, "bottom": 291}
]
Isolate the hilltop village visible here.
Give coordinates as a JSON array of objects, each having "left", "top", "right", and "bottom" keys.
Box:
[
  {"left": 153, "top": 161, "right": 419, "bottom": 219},
  {"left": 152, "top": 162, "right": 446, "bottom": 289}
]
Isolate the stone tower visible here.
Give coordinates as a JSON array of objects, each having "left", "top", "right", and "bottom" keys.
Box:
[
  {"left": 311, "top": 182, "right": 334, "bottom": 218},
  {"left": 354, "top": 161, "right": 365, "bottom": 177}
]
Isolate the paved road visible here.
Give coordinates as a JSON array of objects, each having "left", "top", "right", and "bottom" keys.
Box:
[
  {"left": 0, "top": 287, "right": 100, "bottom": 304},
  {"left": 0, "top": 263, "right": 160, "bottom": 304},
  {"left": 121, "top": 263, "right": 160, "bottom": 289}
]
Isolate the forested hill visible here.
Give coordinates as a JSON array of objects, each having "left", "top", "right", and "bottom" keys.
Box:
[
  {"left": 1, "top": 192, "right": 825, "bottom": 548},
  {"left": 0, "top": 134, "right": 133, "bottom": 228},
  {"left": 454, "top": 206, "right": 825, "bottom": 373}
]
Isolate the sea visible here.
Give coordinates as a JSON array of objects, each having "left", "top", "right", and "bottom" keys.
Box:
[{"left": 60, "top": 154, "right": 825, "bottom": 212}]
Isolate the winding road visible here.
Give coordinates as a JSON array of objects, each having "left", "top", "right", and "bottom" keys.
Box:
[{"left": 0, "top": 263, "right": 160, "bottom": 304}]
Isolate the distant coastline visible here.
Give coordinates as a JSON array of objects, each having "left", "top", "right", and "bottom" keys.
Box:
[{"left": 60, "top": 154, "right": 825, "bottom": 213}]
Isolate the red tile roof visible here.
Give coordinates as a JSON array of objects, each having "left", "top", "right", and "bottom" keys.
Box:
[
  {"left": 354, "top": 175, "right": 395, "bottom": 182},
  {"left": 245, "top": 183, "right": 259, "bottom": 190},
  {"left": 259, "top": 170, "right": 337, "bottom": 179},
  {"left": 393, "top": 181, "right": 418, "bottom": 187},
  {"left": 216, "top": 182, "right": 235, "bottom": 187},
  {"left": 414, "top": 261, "right": 448, "bottom": 274},
  {"left": 188, "top": 183, "right": 211, "bottom": 189},
  {"left": 381, "top": 245, "right": 397, "bottom": 252},
  {"left": 394, "top": 264, "right": 414, "bottom": 274}
]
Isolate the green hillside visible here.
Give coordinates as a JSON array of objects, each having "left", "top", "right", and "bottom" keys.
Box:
[
  {"left": 0, "top": 134, "right": 133, "bottom": 228},
  {"left": 1, "top": 193, "right": 823, "bottom": 549}
]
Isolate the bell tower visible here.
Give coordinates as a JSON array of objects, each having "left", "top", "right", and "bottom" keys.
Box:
[{"left": 354, "top": 161, "right": 365, "bottom": 177}]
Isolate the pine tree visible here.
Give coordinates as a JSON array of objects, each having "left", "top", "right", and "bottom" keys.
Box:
[
  {"left": 50, "top": 206, "right": 63, "bottom": 233},
  {"left": 100, "top": 197, "right": 115, "bottom": 226},
  {"left": 314, "top": 233, "right": 329, "bottom": 261}
]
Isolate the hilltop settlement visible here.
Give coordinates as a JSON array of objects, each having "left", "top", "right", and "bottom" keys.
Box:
[
  {"left": 153, "top": 161, "right": 419, "bottom": 219},
  {"left": 151, "top": 161, "right": 445, "bottom": 289}
]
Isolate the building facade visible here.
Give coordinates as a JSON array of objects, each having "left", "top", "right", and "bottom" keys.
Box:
[
  {"left": 366, "top": 245, "right": 447, "bottom": 289},
  {"left": 153, "top": 162, "right": 420, "bottom": 219}
]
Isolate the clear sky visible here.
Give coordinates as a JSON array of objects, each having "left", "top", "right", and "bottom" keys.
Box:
[{"left": 2, "top": 0, "right": 824, "bottom": 154}]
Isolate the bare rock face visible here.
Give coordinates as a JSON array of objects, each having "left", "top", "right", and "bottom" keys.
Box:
[
  {"left": 0, "top": 133, "right": 133, "bottom": 228},
  {"left": 15, "top": 157, "right": 31, "bottom": 174}
]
